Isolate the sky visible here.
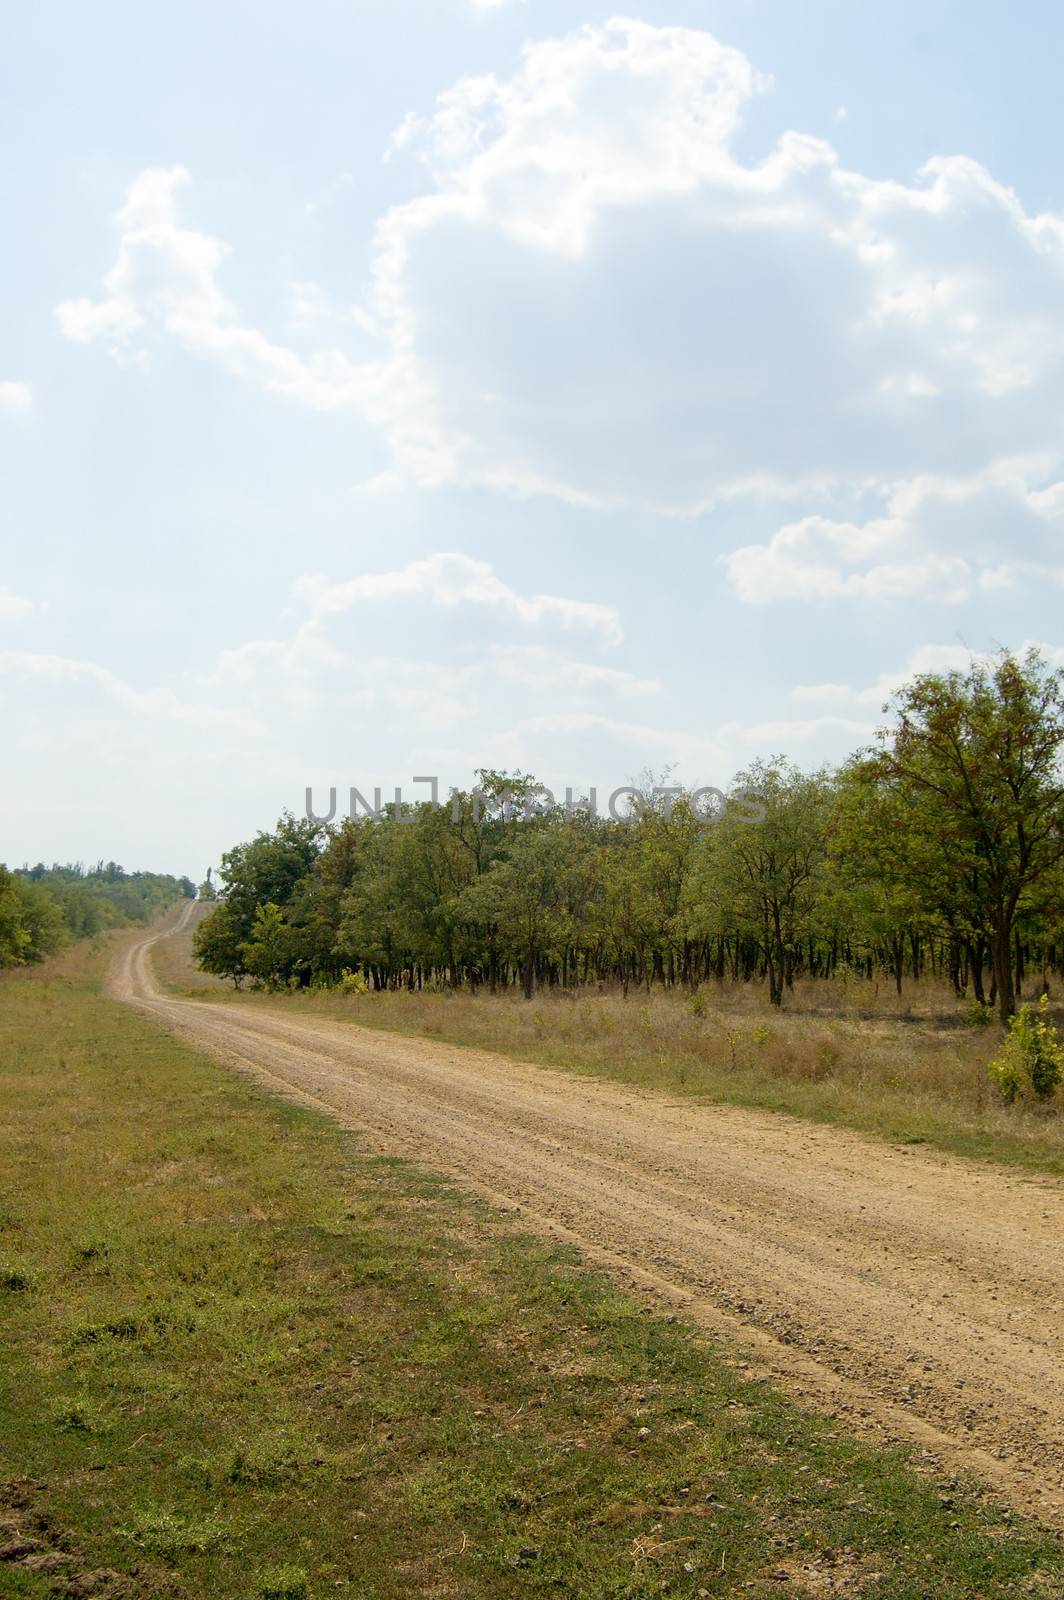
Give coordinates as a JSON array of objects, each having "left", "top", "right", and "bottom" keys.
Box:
[{"left": 4, "top": 0, "right": 1064, "bottom": 879}]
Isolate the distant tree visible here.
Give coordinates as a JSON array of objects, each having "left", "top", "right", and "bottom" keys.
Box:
[{"left": 0, "top": 865, "right": 70, "bottom": 965}]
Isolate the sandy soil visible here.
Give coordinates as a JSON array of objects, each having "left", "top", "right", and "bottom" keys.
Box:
[{"left": 112, "top": 906, "right": 1064, "bottom": 1523}]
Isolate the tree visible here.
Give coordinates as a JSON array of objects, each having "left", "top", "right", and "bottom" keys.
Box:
[
  {"left": 0, "top": 866, "right": 33, "bottom": 966},
  {"left": 220, "top": 814, "right": 322, "bottom": 948},
  {"left": 686, "top": 762, "right": 831, "bottom": 1006},
  {"left": 852, "top": 650, "right": 1064, "bottom": 1020},
  {"left": 192, "top": 903, "right": 247, "bottom": 987},
  {"left": 455, "top": 824, "right": 569, "bottom": 998},
  {"left": 241, "top": 903, "right": 291, "bottom": 990}
]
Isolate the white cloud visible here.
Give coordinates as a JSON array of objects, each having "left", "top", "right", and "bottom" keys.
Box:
[
  {"left": 197, "top": 554, "right": 634, "bottom": 753},
  {"left": 723, "top": 462, "right": 1064, "bottom": 602},
  {"left": 486, "top": 645, "right": 659, "bottom": 697},
  {"left": 0, "top": 590, "right": 35, "bottom": 621},
  {"left": 724, "top": 516, "right": 974, "bottom": 604},
  {"left": 54, "top": 167, "right": 384, "bottom": 413},
  {"left": 0, "top": 381, "right": 32, "bottom": 414},
  {"left": 56, "top": 20, "right": 1064, "bottom": 597},
  {"left": 361, "top": 21, "right": 1064, "bottom": 512},
  {"left": 0, "top": 649, "right": 255, "bottom": 732},
  {"left": 295, "top": 551, "right": 623, "bottom": 643}
]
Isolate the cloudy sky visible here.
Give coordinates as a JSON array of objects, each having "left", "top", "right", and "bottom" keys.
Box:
[{"left": 4, "top": 1, "right": 1064, "bottom": 877}]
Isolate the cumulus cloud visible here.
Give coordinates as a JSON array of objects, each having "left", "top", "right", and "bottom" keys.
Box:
[
  {"left": 366, "top": 19, "right": 1064, "bottom": 514},
  {"left": 56, "top": 18, "right": 1064, "bottom": 594},
  {"left": 0, "top": 381, "right": 32, "bottom": 414},
  {"left": 723, "top": 463, "right": 1064, "bottom": 602},
  {"left": 55, "top": 167, "right": 383, "bottom": 412}
]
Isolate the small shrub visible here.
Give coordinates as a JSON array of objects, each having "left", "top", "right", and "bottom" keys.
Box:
[
  {"left": 688, "top": 988, "right": 707, "bottom": 1018},
  {"left": 339, "top": 968, "right": 368, "bottom": 996},
  {"left": 989, "top": 996, "right": 1064, "bottom": 1104},
  {"left": 750, "top": 1023, "right": 771, "bottom": 1047},
  {"left": 965, "top": 997, "right": 994, "bottom": 1027}
]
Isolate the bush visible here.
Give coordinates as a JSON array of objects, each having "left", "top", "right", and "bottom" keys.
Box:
[
  {"left": 989, "top": 995, "right": 1064, "bottom": 1104},
  {"left": 965, "top": 997, "right": 994, "bottom": 1027},
  {"left": 339, "top": 968, "right": 368, "bottom": 995}
]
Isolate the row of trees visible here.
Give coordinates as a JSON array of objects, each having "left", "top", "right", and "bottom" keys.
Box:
[
  {"left": 0, "top": 862, "right": 194, "bottom": 967},
  {"left": 194, "top": 651, "right": 1064, "bottom": 1021}
]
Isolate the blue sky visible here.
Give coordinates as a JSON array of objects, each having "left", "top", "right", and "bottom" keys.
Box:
[{"left": 4, "top": 1, "right": 1064, "bottom": 878}]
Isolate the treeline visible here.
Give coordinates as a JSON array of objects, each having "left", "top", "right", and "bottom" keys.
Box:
[
  {"left": 0, "top": 861, "right": 194, "bottom": 967},
  {"left": 194, "top": 651, "right": 1064, "bottom": 1021}
]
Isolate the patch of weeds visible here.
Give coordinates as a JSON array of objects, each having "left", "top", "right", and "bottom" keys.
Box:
[
  {"left": 50, "top": 1396, "right": 104, "bottom": 1434},
  {"left": 71, "top": 1238, "right": 111, "bottom": 1268},
  {"left": 122, "top": 1505, "right": 237, "bottom": 1559},
  {"left": 69, "top": 1313, "right": 141, "bottom": 1347},
  {"left": 255, "top": 1565, "right": 310, "bottom": 1600},
  {"left": 183, "top": 1430, "right": 322, "bottom": 1491}
]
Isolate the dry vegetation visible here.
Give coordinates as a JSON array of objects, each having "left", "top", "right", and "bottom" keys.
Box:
[{"left": 157, "top": 922, "right": 1064, "bottom": 1175}]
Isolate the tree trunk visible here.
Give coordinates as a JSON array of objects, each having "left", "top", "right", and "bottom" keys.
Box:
[{"left": 991, "top": 928, "right": 1016, "bottom": 1022}]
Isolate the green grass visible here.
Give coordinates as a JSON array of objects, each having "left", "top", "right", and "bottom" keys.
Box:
[{"left": 1, "top": 937, "right": 1061, "bottom": 1598}]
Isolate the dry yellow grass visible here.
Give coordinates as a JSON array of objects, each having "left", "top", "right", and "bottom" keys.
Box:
[{"left": 157, "top": 921, "right": 1064, "bottom": 1174}]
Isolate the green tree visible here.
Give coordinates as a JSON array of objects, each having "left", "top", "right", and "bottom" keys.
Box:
[
  {"left": 851, "top": 650, "right": 1064, "bottom": 1020},
  {"left": 455, "top": 824, "right": 569, "bottom": 998},
  {"left": 686, "top": 763, "right": 831, "bottom": 1006},
  {"left": 0, "top": 866, "right": 33, "bottom": 966},
  {"left": 192, "top": 903, "right": 247, "bottom": 987},
  {"left": 241, "top": 903, "right": 290, "bottom": 990}
]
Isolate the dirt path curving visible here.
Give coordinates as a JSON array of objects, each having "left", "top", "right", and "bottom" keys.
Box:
[{"left": 112, "top": 912, "right": 1064, "bottom": 1524}]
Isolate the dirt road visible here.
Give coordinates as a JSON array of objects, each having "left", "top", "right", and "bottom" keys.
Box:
[{"left": 113, "top": 907, "right": 1064, "bottom": 1522}]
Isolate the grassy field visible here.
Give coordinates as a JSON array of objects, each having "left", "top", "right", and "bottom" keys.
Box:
[
  {"left": 0, "top": 936, "right": 1061, "bottom": 1598},
  {"left": 154, "top": 929, "right": 1064, "bottom": 1176}
]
